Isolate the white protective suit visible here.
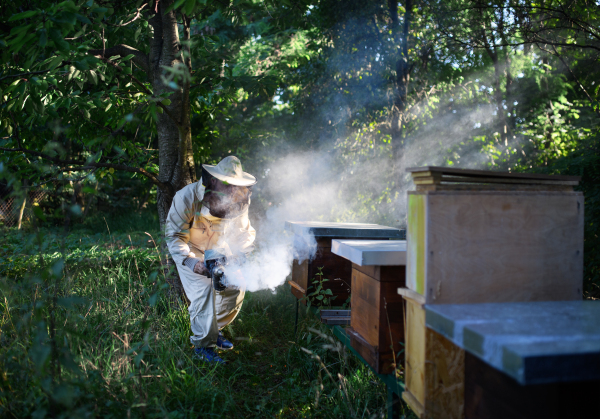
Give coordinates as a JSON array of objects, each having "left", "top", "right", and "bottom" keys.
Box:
[{"left": 165, "top": 181, "right": 256, "bottom": 348}]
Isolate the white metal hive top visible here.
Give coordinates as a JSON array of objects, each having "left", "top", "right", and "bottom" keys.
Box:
[
  {"left": 331, "top": 239, "right": 407, "bottom": 266},
  {"left": 284, "top": 221, "right": 403, "bottom": 239}
]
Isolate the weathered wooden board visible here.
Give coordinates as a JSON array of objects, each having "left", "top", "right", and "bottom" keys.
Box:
[
  {"left": 407, "top": 166, "right": 581, "bottom": 182},
  {"left": 424, "top": 328, "right": 465, "bottom": 419},
  {"left": 352, "top": 263, "right": 406, "bottom": 282},
  {"left": 349, "top": 266, "right": 405, "bottom": 374},
  {"left": 406, "top": 190, "right": 584, "bottom": 304},
  {"left": 403, "top": 295, "right": 465, "bottom": 419},
  {"left": 404, "top": 297, "right": 426, "bottom": 413}
]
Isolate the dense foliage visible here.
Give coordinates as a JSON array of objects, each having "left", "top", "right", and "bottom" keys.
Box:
[{"left": 1, "top": 0, "right": 599, "bottom": 416}]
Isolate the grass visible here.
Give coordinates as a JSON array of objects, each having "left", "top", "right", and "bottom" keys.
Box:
[{"left": 0, "top": 223, "right": 415, "bottom": 418}]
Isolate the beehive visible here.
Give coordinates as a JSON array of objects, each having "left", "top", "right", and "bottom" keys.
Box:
[
  {"left": 426, "top": 301, "right": 600, "bottom": 419},
  {"left": 285, "top": 221, "right": 404, "bottom": 306},
  {"left": 331, "top": 239, "right": 407, "bottom": 374},
  {"left": 401, "top": 166, "right": 584, "bottom": 419},
  {"left": 406, "top": 166, "right": 584, "bottom": 304}
]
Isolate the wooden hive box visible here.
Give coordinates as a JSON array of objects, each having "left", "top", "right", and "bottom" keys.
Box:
[
  {"left": 401, "top": 166, "right": 584, "bottom": 419},
  {"left": 400, "top": 289, "right": 465, "bottom": 419},
  {"left": 331, "top": 239, "right": 407, "bottom": 374},
  {"left": 406, "top": 166, "right": 584, "bottom": 304},
  {"left": 426, "top": 301, "right": 600, "bottom": 419},
  {"left": 285, "top": 221, "right": 404, "bottom": 307}
]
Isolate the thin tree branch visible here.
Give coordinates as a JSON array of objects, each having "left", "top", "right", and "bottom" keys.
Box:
[
  {"left": 0, "top": 61, "right": 71, "bottom": 81},
  {"left": 104, "top": 3, "right": 148, "bottom": 27},
  {"left": 89, "top": 44, "right": 150, "bottom": 73}
]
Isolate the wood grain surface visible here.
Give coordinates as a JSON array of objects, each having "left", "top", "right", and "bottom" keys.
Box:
[
  {"left": 409, "top": 190, "right": 584, "bottom": 304},
  {"left": 425, "top": 329, "right": 465, "bottom": 419},
  {"left": 405, "top": 297, "right": 426, "bottom": 406},
  {"left": 406, "top": 166, "right": 581, "bottom": 182},
  {"left": 350, "top": 266, "right": 406, "bottom": 374}
]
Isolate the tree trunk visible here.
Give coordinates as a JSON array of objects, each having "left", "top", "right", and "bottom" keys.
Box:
[
  {"left": 389, "top": 0, "right": 411, "bottom": 196},
  {"left": 88, "top": 1, "right": 197, "bottom": 303},
  {"left": 149, "top": 0, "right": 196, "bottom": 304}
]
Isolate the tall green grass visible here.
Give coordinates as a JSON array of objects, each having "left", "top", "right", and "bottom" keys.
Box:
[{"left": 0, "top": 226, "right": 414, "bottom": 418}]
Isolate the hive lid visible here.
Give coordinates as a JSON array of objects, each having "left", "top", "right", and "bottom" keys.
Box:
[
  {"left": 425, "top": 301, "right": 600, "bottom": 385},
  {"left": 285, "top": 221, "right": 404, "bottom": 239},
  {"left": 407, "top": 166, "right": 580, "bottom": 191},
  {"left": 332, "top": 239, "right": 407, "bottom": 266}
]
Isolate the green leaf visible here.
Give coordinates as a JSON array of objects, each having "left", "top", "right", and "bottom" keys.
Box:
[
  {"left": 161, "top": 99, "right": 171, "bottom": 106},
  {"left": 9, "top": 10, "right": 40, "bottom": 21},
  {"left": 87, "top": 70, "right": 98, "bottom": 85},
  {"left": 74, "top": 60, "right": 89, "bottom": 71},
  {"left": 183, "top": 0, "right": 197, "bottom": 15},
  {"left": 47, "top": 55, "right": 65, "bottom": 70},
  {"left": 75, "top": 14, "right": 91, "bottom": 24},
  {"left": 38, "top": 29, "right": 48, "bottom": 47},
  {"left": 166, "top": 0, "right": 186, "bottom": 13},
  {"left": 48, "top": 28, "right": 70, "bottom": 52},
  {"left": 33, "top": 206, "right": 46, "bottom": 221}
]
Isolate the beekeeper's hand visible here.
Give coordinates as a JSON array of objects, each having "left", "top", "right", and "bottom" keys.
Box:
[{"left": 193, "top": 261, "right": 209, "bottom": 276}]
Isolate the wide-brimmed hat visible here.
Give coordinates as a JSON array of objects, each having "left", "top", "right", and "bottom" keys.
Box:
[{"left": 203, "top": 156, "right": 257, "bottom": 186}]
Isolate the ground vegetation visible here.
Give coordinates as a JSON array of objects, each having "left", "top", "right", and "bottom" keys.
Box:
[{"left": 1, "top": 0, "right": 599, "bottom": 416}]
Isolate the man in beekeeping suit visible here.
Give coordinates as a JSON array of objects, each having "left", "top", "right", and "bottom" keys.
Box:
[{"left": 165, "top": 156, "right": 256, "bottom": 364}]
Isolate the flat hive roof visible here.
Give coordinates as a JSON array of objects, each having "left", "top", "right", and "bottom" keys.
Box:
[
  {"left": 285, "top": 221, "right": 404, "bottom": 239},
  {"left": 331, "top": 239, "right": 407, "bottom": 266},
  {"left": 425, "top": 300, "right": 600, "bottom": 385}
]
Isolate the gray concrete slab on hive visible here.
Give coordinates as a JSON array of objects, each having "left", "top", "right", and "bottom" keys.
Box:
[
  {"left": 331, "top": 239, "right": 407, "bottom": 266},
  {"left": 284, "top": 221, "right": 404, "bottom": 239},
  {"left": 425, "top": 300, "right": 600, "bottom": 385}
]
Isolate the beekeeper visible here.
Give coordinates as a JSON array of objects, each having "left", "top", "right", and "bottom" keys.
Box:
[{"left": 165, "top": 156, "right": 256, "bottom": 364}]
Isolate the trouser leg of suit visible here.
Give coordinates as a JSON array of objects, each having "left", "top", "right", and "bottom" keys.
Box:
[
  {"left": 175, "top": 264, "right": 245, "bottom": 348},
  {"left": 215, "top": 286, "right": 245, "bottom": 330}
]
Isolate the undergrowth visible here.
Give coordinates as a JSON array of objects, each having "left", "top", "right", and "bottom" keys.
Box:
[{"left": 0, "top": 226, "right": 413, "bottom": 418}]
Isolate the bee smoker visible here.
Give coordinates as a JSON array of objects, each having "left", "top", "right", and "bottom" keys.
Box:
[{"left": 204, "top": 248, "right": 229, "bottom": 291}]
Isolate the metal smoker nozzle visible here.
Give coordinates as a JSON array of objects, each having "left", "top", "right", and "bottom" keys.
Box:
[{"left": 205, "top": 248, "right": 229, "bottom": 291}]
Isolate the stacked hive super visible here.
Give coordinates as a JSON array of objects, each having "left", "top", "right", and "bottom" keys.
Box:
[
  {"left": 426, "top": 301, "right": 600, "bottom": 419},
  {"left": 285, "top": 221, "right": 404, "bottom": 307},
  {"left": 401, "top": 166, "right": 584, "bottom": 419},
  {"left": 331, "top": 239, "right": 407, "bottom": 374}
]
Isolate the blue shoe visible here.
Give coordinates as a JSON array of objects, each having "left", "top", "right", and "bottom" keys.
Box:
[
  {"left": 195, "top": 347, "right": 226, "bottom": 364},
  {"left": 216, "top": 331, "right": 234, "bottom": 350}
]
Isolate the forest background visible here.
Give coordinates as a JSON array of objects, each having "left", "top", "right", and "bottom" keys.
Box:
[{"left": 0, "top": 0, "right": 599, "bottom": 417}]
